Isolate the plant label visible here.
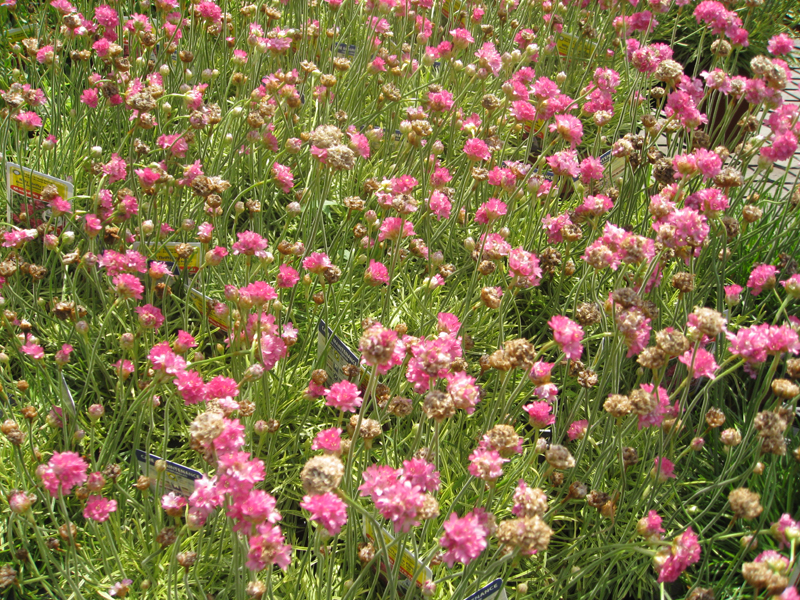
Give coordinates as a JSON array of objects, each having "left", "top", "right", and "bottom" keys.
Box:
[
  {"left": 363, "top": 519, "right": 432, "bottom": 591},
  {"left": 5, "top": 162, "right": 74, "bottom": 229},
  {"left": 135, "top": 449, "right": 203, "bottom": 497},
  {"left": 464, "top": 578, "right": 508, "bottom": 600}
]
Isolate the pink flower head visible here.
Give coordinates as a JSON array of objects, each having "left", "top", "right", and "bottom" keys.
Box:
[
  {"left": 37, "top": 451, "right": 88, "bottom": 495},
  {"left": 135, "top": 304, "right": 165, "bottom": 330},
  {"left": 724, "top": 284, "right": 743, "bottom": 305},
  {"left": 656, "top": 527, "right": 701, "bottom": 583},
  {"left": 747, "top": 264, "right": 778, "bottom": 296},
  {"left": 463, "top": 138, "right": 492, "bottom": 161},
  {"left": 84, "top": 496, "right": 118, "bottom": 522},
  {"left": 302, "top": 252, "right": 332, "bottom": 274},
  {"left": 161, "top": 492, "right": 187, "bottom": 517},
  {"left": 637, "top": 384, "right": 678, "bottom": 429},
  {"left": 246, "top": 524, "right": 292, "bottom": 571},
  {"left": 548, "top": 315, "right": 584, "bottom": 360},
  {"left": 652, "top": 457, "right": 676, "bottom": 482},
  {"left": 359, "top": 465, "right": 400, "bottom": 499},
  {"left": 272, "top": 163, "right": 294, "bottom": 193},
  {"left": 567, "top": 419, "right": 588, "bottom": 441},
  {"left": 679, "top": 347, "right": 718, "bottom": 379},
  {"left": 767, "top": 33, "right": 795, "bottom": 56},
  {"left": 374, "top": 479, "right": 425, "bottom": 533},
  {"left": 232, "top": 231, "right": 268, "bottom": 259},
  {"left": 508, "top": 247, "right": 542, "bottom": 287},
  {"left": 102, "top": 153, "right": 127, "bottom": 184},
  {"left": 475, "top": 42, "right": 502, "bottom": 76},
  {"left": 524, "top": 401, "right": 554, "bottom": 428},
  {"left": 546, "top": 150, "right": 579, "bottom": 178},
  {"left": 446, "top": 371, "right": 481, "bottom": 414},
  {"left": 468, "top": 447, "right": 508, "bottom": 482},
  {"left": 439, "top": 509, "right": 491, "bottom": 567},
  {"left": 312, "top": 428, "right": 342, "bottom": 454},
  {"left": 401, "top": 458, "right": 440, "bottom": 493},
  {"left": 268, "top": 263, "right": 297, "bottom": 290},
  {"left": 428, "top": 190, "right": 452, "bottom": 220},
  {"left": 20, "top": 334, "right": 45, "bottom": 360},
  {"left": 324, "top": 380, "right": 362, "bottom": 413},
  {"left": 14, "top": 110, "right": 43, "bottom": 131},
  {"left": 112, "top": 274, "right": 144, "bottom": 300},
  {"left": 378, "top": 217, "right": 415, "bottom": 242},
  {"left": 300, "top": 492, "right": 348, "bottom": 535},
  {"left": 474, "top": 198, "right": 507, "bottom": 224},
  {"left": 579, "top": 156, "right": 604, "bottom": 184},
  {"left": 550, "top": 114, "right": 583, "bottom": 148},
  {"left": 639, "top": 510, "right": 664, "bottom": 537},
  {"left": 365, "top": 260, "right": 389, "bottom": 285}
]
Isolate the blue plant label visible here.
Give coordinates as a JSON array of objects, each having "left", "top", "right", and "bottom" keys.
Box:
[
  {"left": 317, "top": 319, "right": 361, "bottom": 384},
  {"left": 135, "top": 449, "right": 203, "bottom": 497},
  {"left": 464, "top": 579, "right": 507, "bottom": 600}
]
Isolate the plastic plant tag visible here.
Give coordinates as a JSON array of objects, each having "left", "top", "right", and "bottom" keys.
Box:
[
  {"left": 186, "top": 286, "right": 229, "bottom": 332},
  {"left": 132, "top": 242, "right": 201, "bottom": 274},
  {"left": 5, "top": 162, "right": 74, "bottom": 228},
  {"left": 135, "top": 449, "right": 202, "bottom": 497},
  {"left": 598, "top": 149, "right": 626, "bottom": 191},
  {"left": 60, "top": 373, "right": 77, "bottom": 416},
  {"left": 363, "top": 519, "right": 432, "bottom": 591},
  {"left": 464, "top": 579, "right": 508, "bottom": 600},
  {"left": 556, "top": 32, "right": 598, "bottom": 58},
  {"left": 6, "top": 25, "right": 36, "bottom": 43},
  {"left": 333, "top": 42, "right": 357, "bottom": 57},
  {"left": 317, "top": 319, "right": 361, "bottom": 384}
]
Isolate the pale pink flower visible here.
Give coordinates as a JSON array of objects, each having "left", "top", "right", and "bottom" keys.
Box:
[
  {"left": 567, "top": 419, "right": 588, "bottom": 441},
  {"left": 548, "top": 315, "right": 584, "bottom": 360},
  {"left": 232, "top": 231, "right": 269, "bottom": 259},
  {"left": 747, "top": 264, "right": 778, "bottom": 296},
  {"left": 401, "top": 458, "right": 440, "bottom": 493},
  {"left": 679, "top": 348, "right": 718, "bottom": 379},
  {"left": 37, "top": 451, "right": 88, "bottom": 496},
  {"left": 474, "top": 198, "right": 507, "bottom": 224},
  {"left": 463, "top": 138, "right": 492, "bottom": 161}
]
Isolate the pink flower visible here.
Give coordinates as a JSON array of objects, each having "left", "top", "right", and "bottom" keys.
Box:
[
  {"left": 300, "top": 492, "right": 348, "bottom": 535},
  {"left": 474, "top": 41, "right": 502, "bottom": 75},
  {"left": 37, "top": 451, "right": 88, "bottom": 496},
  {"left": 463, "top": 138, "right": 492, "bottom": 161},
  {"left": 324, "top": 381, "right": 362, "bottom": 413},
  {"left": 365, "top": 260, "right": 389, "bottom": 285},
  {"left": 161, "top": 492, "right": 187, "bottom": 517},
  {"left": 508, "top": 247, "right": 542, "bottom": 288},
  {"left": 747, "top": 264, "right": 778, "bottom": 296},
  {"left": 55, "top": 343, "right": 73, "bottom": 366},
  {"left": 767, "top": 33, "right": 795, "bottom": 56},
  {"left": 446, "top": 371, "right": 481, "bottom": 414},
  {"left": 302, "top": 252, "right": 333, "bottom": 274},
  {"left": 378, "top": 217, "right": 415, "bottom": 242},
  {"left": 196, "top": 0, "right": 222, "bottom": 22},
  {"left": 724, "top": 284, "right": 743, "bottom": 305},
  {"left": 567, "top": 419, "right": 588, "bottom": 441},
  {"left": 20, "top": 334, "right": 44, "bottom": 360},
  {"left": 277, "top": 264, "right": 300, "bottom": 288},
  {"left": 524, "top": 401, "right": 554, "bottom": 428},
  {"left": 468, "top": 447, "right": 507, "bottom": 482},
  {"left": 638, "top": 510, "right": 664, "bottom": 537},
  {"left": 637, "top": 384, "right": 678, "bottom": 429},
  {"left": 312, "top": 428, "right": 342, "bottom": 454},
  {"left": 112, "top": 274, "right": 144, "bottom": 300},
  {"left": 246, "top": 524, "right": 292, "bottom": 571},
  {"left": 550, "top": 114, "right": 583, "bottom": 148},
  {"left": 374, "top": 480, "right": 425, "bottom": 533},
  {"left": 232, "top": 231, "right": 268, "bottom": 259},
  {"left": 439, "top": 509, "right": 491, "bottom": 567},
  {"left": 174, "top": 370, "right": 206, "bottom": 405},
  {"left": 579, "top": 156, "right": 604, "bottom": 183},
  {"left": 272, "top": 163, "right": 294, "bottom": 193},
  {"left": 548, "top": 315, "right": 584, "bottom": 361},
  {"left": 359, "top": 465, "right": 399, "bottom": 499},
  {"left": 474, "top": 198, "right": 507, "bottom": 225},
  {"left": 135, "top": 304, "right": 165, "bottom": 330},
  {"left": 84, "top": 496, "right": 117, "bottom": 522},
  {"left": 546, "top": 150, "right": 579, "bottom": 178},
  {"left": 652, "top": 457, "right": 676, "bottom": 482},
  {"left": 401, "top": 458, "right": 440, "bottom": 493},
  {"left": 95, "top": 4, "right": 118, "bottom": 28},
  {"left": 14, "top": 111, "right": 42, "bottom": 130},
  {"left": 656, "top": 527, "right": 701, "bottom": 583},
  {"left": 80, "top": 88, "right": 99, "bottom": 108},
  {"left": 428, "top": 191, "right": 452, "bottom": 220},
  {"left": 102, "top": 153, "right": 127, "bottom": 184},
  {"left": 679, "top": 348, "right": 718, "bottom": 379}
]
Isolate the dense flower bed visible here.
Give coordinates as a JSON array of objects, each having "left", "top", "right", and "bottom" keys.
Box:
[{"left": 0, "top": 0, "right": 799, "bottom": 598}]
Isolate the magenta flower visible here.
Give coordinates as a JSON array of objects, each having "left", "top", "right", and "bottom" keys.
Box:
[
  {"left": 272, "top": 162, "right": 294, "bottom": 193},
  {"left": 102, "top": 153, "right": 127, "bottom": 184},
  {"left": 232, "top": 231, "right": 269, "bottom": 259},
  {"left": 37, "top": 451, "right": 88, "bottom": 496},
  {"left": 14, "top": 111, "right": 43, "bottom": 131},
  {"left": 324, "top": 381, "right": 362, "bottom": 413},
  {"left": 277, "top": 264, "right": 300, "bottom": 288},
  {"left": 524, "top": 401, "right": 554, "bottom": 428},
  {"left": 302, "top": 252, "right": 333, "bottom": 274},
  {"left": 652, "top": 457, "right": 676, "bottom": 482},
  {"left": 365, "top": 260, "right": 389, "bottom": 285},
  {"left": 401, "top": 458, "right": 440, "bottom": 493},
  {"left": 359, "top": 465, "right": 400, "bottom": 498},
  {"left": 747, "top": 264, "right": 778, "bottom": 296},
  {"left": 312, "top": 428, "right": 342, "bottom": 454},
  {"left": 300, "top": 492, "right": 348, "bottom": 535},
  {"left": 767, "top": 33, "right": 795, "bottom": 56},
  {"left": 378, "top": 217, "right": 415, "bottom": 242},
  {"left": 439, "top": 509, "right": 491, "bottom": 567},
  {"left": 548, "top": 315, "right": 584, "bottom": 361},
  {"left": 374, "top": 480, "right": 425, "bottom": 533},
  {"left": 679, "top": 348, "right": 718, "bottom": 379},
  {"left": 567, "top": 419, "right": 588, "bottom": 441},
  {"left": 474, "top": 41, "right": 502, "bottom": 75},
  {"left": 656, "top": 527, "right": 701, "bottom": 583},
  {"left": 20, "top": 334, "right": 44, "bottom": 360},
  {"left": 463, "top": 138, "right": 492, "bottom": 161},
  {"left": 80, "top": 88, "right": 99, "bottom": 108}
]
